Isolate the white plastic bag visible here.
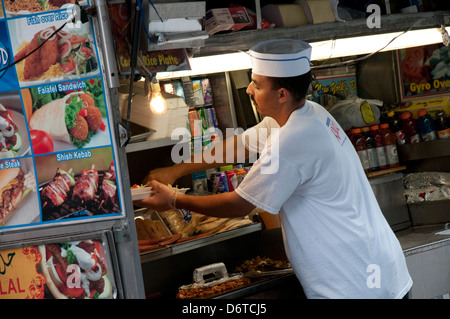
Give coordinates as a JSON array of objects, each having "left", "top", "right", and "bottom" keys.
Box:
[{"left": 328, "top": 96, "right": 381, "bottom": 130}]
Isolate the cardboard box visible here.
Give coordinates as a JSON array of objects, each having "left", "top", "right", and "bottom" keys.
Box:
[
  {"left": 397, "top": 96, "right": 450, "bottom": 119},
  {"left": 205, "top": 7, "right": 250, "bottom": 35}
]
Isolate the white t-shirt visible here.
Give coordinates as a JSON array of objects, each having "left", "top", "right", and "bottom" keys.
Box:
[{"left": 236, "top": 100, "right": 412, "bottom": 299}]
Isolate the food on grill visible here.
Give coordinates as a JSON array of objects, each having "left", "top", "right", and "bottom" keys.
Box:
[
  {"left": 71, "top": 167, "right": 98, "bottom": 204},
  {"left": 40, "top": 164, "right": 120, "bottom": 221},
  {"left": 99, "top": 161, "right": 117, "bottom": 208},
  {"left": 41, "top": 168, "right": 75, "bottom": 207},
  {"left": 176, "top": 262, "right": 250, "bottom": 299},
  {"left": 234, "top": 256, "right": 291, "bottom": 273}
]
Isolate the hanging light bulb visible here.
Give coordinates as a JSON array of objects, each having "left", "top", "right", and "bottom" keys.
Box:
[{"left": 148, "top": 77, "right": 168, "bottom": 115}]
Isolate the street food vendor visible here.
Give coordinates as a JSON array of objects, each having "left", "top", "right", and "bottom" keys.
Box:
[{"left": 135, "top": 39, "right": 412, "bottom": 299}]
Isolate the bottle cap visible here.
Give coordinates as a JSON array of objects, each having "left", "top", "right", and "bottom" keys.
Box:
[
  {"left": 417, "top": 109, "right": 427, "bottom": 117},
  {"left": 361, "top": 126, "right": 370, "bottom": 132},
  {"left": 351, "top": 128, "right": 361, "bottom": 134},
  {"left": 370, "top": 125, "right": 379, "bottom": 130},
  {"left": 400, "top": 112, "right": 411, "bottom": 120},
  {"left": 387, "top": 111, "right": 395, "bottom": 117},
  {"left": 380, "top": 123, "right": 389, "bottom": 129}
]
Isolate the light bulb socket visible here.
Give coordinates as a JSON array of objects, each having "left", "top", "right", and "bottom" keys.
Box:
[{"left": 150, "top": 77, "right": 162, "bottom": 93}]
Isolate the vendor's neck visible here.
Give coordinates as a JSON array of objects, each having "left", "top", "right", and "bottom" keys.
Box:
[{"left": 274, "top": 98, "right": 306, "bottom": 127}]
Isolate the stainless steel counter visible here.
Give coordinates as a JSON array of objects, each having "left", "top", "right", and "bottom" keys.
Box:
[{"left": 397, "top": 224, "right": 450, "bottom": 299}]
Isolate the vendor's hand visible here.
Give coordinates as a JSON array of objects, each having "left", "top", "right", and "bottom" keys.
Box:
[
  {"left": 133, "top": 180, "right": 177, "bottom": 212},
  {"left": 142, "top": 167, "right": 178, "bottom": 186}
]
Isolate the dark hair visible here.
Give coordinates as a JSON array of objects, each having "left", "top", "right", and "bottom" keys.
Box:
[{"left": 268, "top": 71, "right": 312, "bottom": 103}]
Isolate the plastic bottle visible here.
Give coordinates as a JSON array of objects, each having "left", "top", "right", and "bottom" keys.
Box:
[
  {"left": 370, "top": 125, "right": 388, "bottom": 170},
  {"left": 417, "top": 109, "right": 437, "bottom": 142},
  {"left": 386, "top": 111, "right": 406, "bottom": 145},
  {"left": 379, "top": 123, "right": 400, "bottom": 168},
  {"left": 400, "top": 111, "right": 421, "bottom": 143},
  {"left": 435, "top": 111, "right": 450, "bottom": 140},
  {"left": 350, "top": 128, "right": 370, "bottom": 173},
  {"left": 360, "top": 126, "right": 378, "bottom": 172}
]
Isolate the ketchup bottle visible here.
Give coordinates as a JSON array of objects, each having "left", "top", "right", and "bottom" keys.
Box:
[
  {"left": 350, "top": 128, "right": 370, "bottom": 173},
  {"left": 370, "top": 125, "right": 388, "bottom": 170},
  {"left": 400, "top": 111, "right": 421, "bottom": 143},
  {"left": 379, "top": 123, "right": 400, "bottom": 168}
]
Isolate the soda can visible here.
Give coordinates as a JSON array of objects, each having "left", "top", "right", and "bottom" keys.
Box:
[{"left": 226, "top": 170, "right": 238, "bottom": 191}]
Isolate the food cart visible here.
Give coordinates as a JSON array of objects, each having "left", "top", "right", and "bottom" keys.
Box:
[{"left": 0, "top": 0, "right": 144, "bottom": 299}]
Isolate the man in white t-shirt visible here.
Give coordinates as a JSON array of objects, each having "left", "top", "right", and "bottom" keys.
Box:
[{"left": 136, "top": 39, "right": 412, "bottom": 299}]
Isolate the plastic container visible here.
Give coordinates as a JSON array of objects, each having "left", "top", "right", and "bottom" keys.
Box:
[
  {"left": 379, "top": 123, "right": 400, "bottom": 168},
  {"left": 435, "top": 111, "right": 450, "bottom": 140},
  {"left": 350, "top": 128, "right": 370, "bottom": 173},
  {"left": 417, "top": 109, "right": 437, "bottom": 142},
  {"left": 386, "top": 111, "right": 406, "bottom": 145},
  {"left": 360, "top": 126, "right": 378, "bottom": 172},
  {"left": 369, "top": 125, "right": 388, "bottom": 170}
]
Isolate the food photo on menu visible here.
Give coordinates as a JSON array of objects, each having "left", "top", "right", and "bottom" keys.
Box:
[
  {"left": 8, "top": 12, "right": 99, "bottom": 86},
  {"left": 0, "top": 157, "right": 40, "bottom": 228},
  {"left": 34, "top": 146, "right": 121, "bottom": 221},
  {"left": 4, "top": 0, "right": 88, "bottom": 16},
  {"left": 0, "top": 91, "right": 31, "bottom": 159},
  {"left": 21, "top": 78, "right": 110, "bottom": 153},
  {"left": 36, "top": 239, "right": 113, "bottom": 299}
]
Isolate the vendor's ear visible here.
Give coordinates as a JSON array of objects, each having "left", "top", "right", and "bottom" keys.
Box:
[{"left": 277, "top": 87, "right": 289, "bottom": 103}]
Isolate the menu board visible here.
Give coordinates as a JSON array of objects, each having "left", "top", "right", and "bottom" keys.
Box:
[
  {"left": 0, "top": 236, "right": 116, "bottom": 299},
  {"left": 398, "top": 43, "right": 450, "bottom": 100},
  {"left": 0, "top": 1, "right": 124, "bottom": 230}
]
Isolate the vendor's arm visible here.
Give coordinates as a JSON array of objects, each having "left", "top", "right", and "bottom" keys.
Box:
[{"left": 134, "top": 180, "right": 255, "bottom": 218}]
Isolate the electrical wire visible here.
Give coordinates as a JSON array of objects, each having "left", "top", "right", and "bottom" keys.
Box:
[
  {"left": 311, "top": 18, "right": 430, "bottom": 70},
  {"left": 0, "top": 22, "right": 67, "bottom": 74}
]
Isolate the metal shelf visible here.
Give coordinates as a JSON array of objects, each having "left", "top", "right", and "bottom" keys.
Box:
[
  {"left": 139, "top": 222, "right": 263, "bottom": 263},
  {"left": 398, "top": 139, "right": 450, "bottom": 161},
  {"left": 197, "top": 11, "right": 450, "bottom": 56},
  {"left": 126, "top": 137, "right": 188, "bottom": 153}
]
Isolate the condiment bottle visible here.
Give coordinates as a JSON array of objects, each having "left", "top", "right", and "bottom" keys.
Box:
[
  {"left": 379, "top": 123, "right": 400, "bottom": 168},
  {"left": 435, "top": 111, "right": 450, "bottom": 140},
  {"left": 400, "top": 111, "right": 421, "bottom": 143},
  {"left": 370, "top": 125, "right": 388, "bottom": 170},
  {"left": 417, "top": 109, "right": 437, "bottom": 142},
  {"left": 350, "top": 128, "right": 370, "bottom": 173},
  {"left": 360, "top": 126, "right": 378, "bottom": 172},
  {"left": 386, "top": 111, "right": 406, "bottom": 145}
]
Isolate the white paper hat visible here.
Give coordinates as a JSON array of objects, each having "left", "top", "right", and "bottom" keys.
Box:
[{"left": 249, "top": 39, "right": 312, "bottom": 77}]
